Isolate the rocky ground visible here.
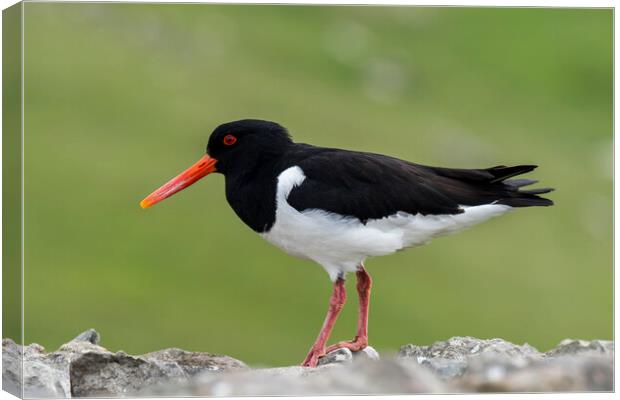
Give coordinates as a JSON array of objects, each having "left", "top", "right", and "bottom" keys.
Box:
[{"left": 2, "top": 330, "right": 613, "bottom": 397}]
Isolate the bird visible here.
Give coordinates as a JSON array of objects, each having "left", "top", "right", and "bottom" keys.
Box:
[{"left": 140, "top": 119, "right": 553, "bottom": 367}]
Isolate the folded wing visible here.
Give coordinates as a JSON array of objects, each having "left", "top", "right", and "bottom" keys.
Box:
[{"left": 286, "top": 149, "right": 553, "bottom": 223}]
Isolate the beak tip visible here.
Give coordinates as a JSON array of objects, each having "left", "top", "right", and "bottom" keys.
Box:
[{"left": 140, "top": 199, "right": 152, "bottom": 209}]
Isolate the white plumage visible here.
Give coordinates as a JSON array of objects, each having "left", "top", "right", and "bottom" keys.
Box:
[{"left": 261, "top": 166, "right": 512, "bottom": 281}]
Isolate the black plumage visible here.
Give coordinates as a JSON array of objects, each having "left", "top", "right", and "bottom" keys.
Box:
[
  {"left": 286, "top": 149, "right": 552, "bottom": 224},
  {"left": 203, "top": 119, "right": 553, "bottom": 232}
]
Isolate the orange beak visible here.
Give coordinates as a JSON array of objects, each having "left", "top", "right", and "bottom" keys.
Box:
[{"left": 140, "top": 155, "right": 218, "bottom": 209}]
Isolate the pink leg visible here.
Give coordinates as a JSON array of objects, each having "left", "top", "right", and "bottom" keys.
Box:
[
  {"left": 325, "top": 265, "right": 372, "bottom": 353},
  {"left": 301, "top": 277, "right": 346, "bottom": 367}
]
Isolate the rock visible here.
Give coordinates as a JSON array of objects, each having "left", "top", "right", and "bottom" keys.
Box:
[
  {"left": 71, "top": 329, "right": 100, "bottom": 345},
  {"left": 545, "top": 339, "right": 614, "bottom": 357},
  {"left": 399, "top": 336, "right": 613, "bottom": 392},
  {"left": 69, "top": 351, "right": 186, "bottom": 397},
  {"left": 318, "top": 348, "right": 352, "bottom": 366},
  {"left": 58, "top": 335, "right": 110, "bottom": 356},
  {"left": 140, "top": 358, "right": 446, "bottom": 396},
  {"left": 141, "top": 348, "right": 247, "bottom": 376},
  {"left": 2, "top": 330, "right": 115, "bottom": 398},
  {"left": 2, "top": 332, "right": 613, "bottom": 396},
  {"left": 2, "top": 339, "right": 23, "bottom": 397},
  {"left": 354, "top": 346, "right": 380, "bottom": 361},
  {"left": 317, "top": 345, "right": 380, "bottom": 366},
  {"left": 68, "top": 342, "right": 247, "bottom": 396},
  {"left": 2, "top": 329, "right": 248, "bottom": 398},
  {"left": 3, "top": 338, "right": 74, "bottom": 398},
  {"left": 398, "top": 336, "right": 541, "bottom": 379},
  {"left": 459, "top": 353, "right": 613, "bottom": 392}
]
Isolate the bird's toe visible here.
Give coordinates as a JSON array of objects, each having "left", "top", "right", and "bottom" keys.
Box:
[
  {"left": 301, "top": 347, "right": 326, "bottom": 367},
  {"left": 325, "top": 337, "right": 368, "bottom": 354}
]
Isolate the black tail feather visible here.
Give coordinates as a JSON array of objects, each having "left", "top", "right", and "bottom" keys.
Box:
[
  {"left": 488, "top": 165, "right": 538, "bottom": 183},
  {"left": 489, "top": 165, "right": 554, "bottom": 207},
  {"left": 497, "top": 196, "right": 554, "bottom": 207},
  {"left": 519, "top": 187, "right": 554, "bottom": 195},
  {"left": 428, "top": 163, "right": 554, "bottom": 208},
  {"left": 504, "top": 178, "right": 538, "bottom": 188}
]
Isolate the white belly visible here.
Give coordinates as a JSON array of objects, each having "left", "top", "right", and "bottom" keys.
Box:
[{"left": 261, "top": 166, "right": 511, "bottom": 281}]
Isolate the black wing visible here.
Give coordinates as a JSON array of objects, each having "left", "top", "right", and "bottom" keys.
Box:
[{"left": 286, "top": 149, "right": 553, "bottom": 222}]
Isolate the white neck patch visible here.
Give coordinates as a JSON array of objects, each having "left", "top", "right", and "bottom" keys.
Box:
[{"left": 275, "top": 165, "right": 306, "bottom": 203}]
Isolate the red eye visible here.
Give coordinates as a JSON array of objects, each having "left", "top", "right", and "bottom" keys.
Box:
[{"left": 223, "top": 134, "right": 237, "bottom": 146}]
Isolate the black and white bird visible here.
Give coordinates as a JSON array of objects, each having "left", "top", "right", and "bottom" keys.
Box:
[{"left": 140, "top": 119, "right": 553, "bottom": 367}]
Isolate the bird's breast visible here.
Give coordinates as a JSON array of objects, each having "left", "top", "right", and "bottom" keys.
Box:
[
  {"left": 224, "top": 174, "right": 279, "bottom": 233},
  {"left": 260, "top": 166, "right": 403, "bottom": 277}
]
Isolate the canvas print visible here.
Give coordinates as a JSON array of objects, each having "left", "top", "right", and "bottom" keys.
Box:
[{"left": 2, "top": 2, "right": 613, "bottom": 397}]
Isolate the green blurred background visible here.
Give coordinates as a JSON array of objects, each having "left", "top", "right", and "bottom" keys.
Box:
[{"left": 15, "top": 4, "right": 612, "bottom": 366}]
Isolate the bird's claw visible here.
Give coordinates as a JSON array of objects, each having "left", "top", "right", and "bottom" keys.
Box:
[{"left": 301, "top": 347, "right": 326, "bottom": 367}]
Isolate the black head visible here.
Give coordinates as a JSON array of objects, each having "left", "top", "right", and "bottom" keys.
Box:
[
  {"left": 140, "top": 119, "right": 293, "bottom": 209},
  {"left": 207, "top": 119, "right": 293, "bottom": 174}
]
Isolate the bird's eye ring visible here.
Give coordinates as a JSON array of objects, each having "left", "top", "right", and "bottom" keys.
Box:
[{"left": 223, "top": 134, "right": 237, "bottom": 146}]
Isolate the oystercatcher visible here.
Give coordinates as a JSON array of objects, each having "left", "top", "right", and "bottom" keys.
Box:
[{"left": 140, "top": 119, "right": 553, "bottom": 367}]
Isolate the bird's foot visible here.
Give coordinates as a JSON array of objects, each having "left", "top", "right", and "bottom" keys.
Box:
[
  {"left": 300, "top": 346, "right": 326, "bottom": 367},
  {"left": 325, "top": 336, "right": 368, "bottom": 353}
]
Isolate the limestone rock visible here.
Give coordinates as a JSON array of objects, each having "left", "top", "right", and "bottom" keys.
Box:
[
  {"left": 2, "top": 329, "right": 248, "bottom": 398},
  {"left": 2, "top": 332, "right": 613, "bottom": 396},
  {"left": 399, "top": 336, "right": 613, "bottom": 392},
  {"left": 3, "top": 338, "right": 74, "bottom": 398},
  {"left": 398, "top": 336, "right": 541, "bottom": 379},
  {"left": 140, "top": 358, "right": 446, "bottom": 396},
  {"left": 69, "top": 343, "right": 248, "bottom": 396},
  {"left": 317, "top": 348, "right": 352, "bottom": 366},
  {"left": 69, "top": 351, "right": 186, "bottom": 397},
  {"left": 2, "top": 339, "right": 23, "bottom": 397},
  {"left": 458, "top": 353, "right": 613, "bottom": 392},
  {"left": 545, "top": 339, "right": 614, "bottom": 358},
  {"left": 317, "top": 345, "right": 380, "bottom": 366},
  {"left": 354, "top": 346, "right": 380, "bottom": 361},
  {"left": 71, "top": 329, "right": 100, "bottom": 345},
  {"left": 141, "top": 348, "right": 247, "bottom": 376}
]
